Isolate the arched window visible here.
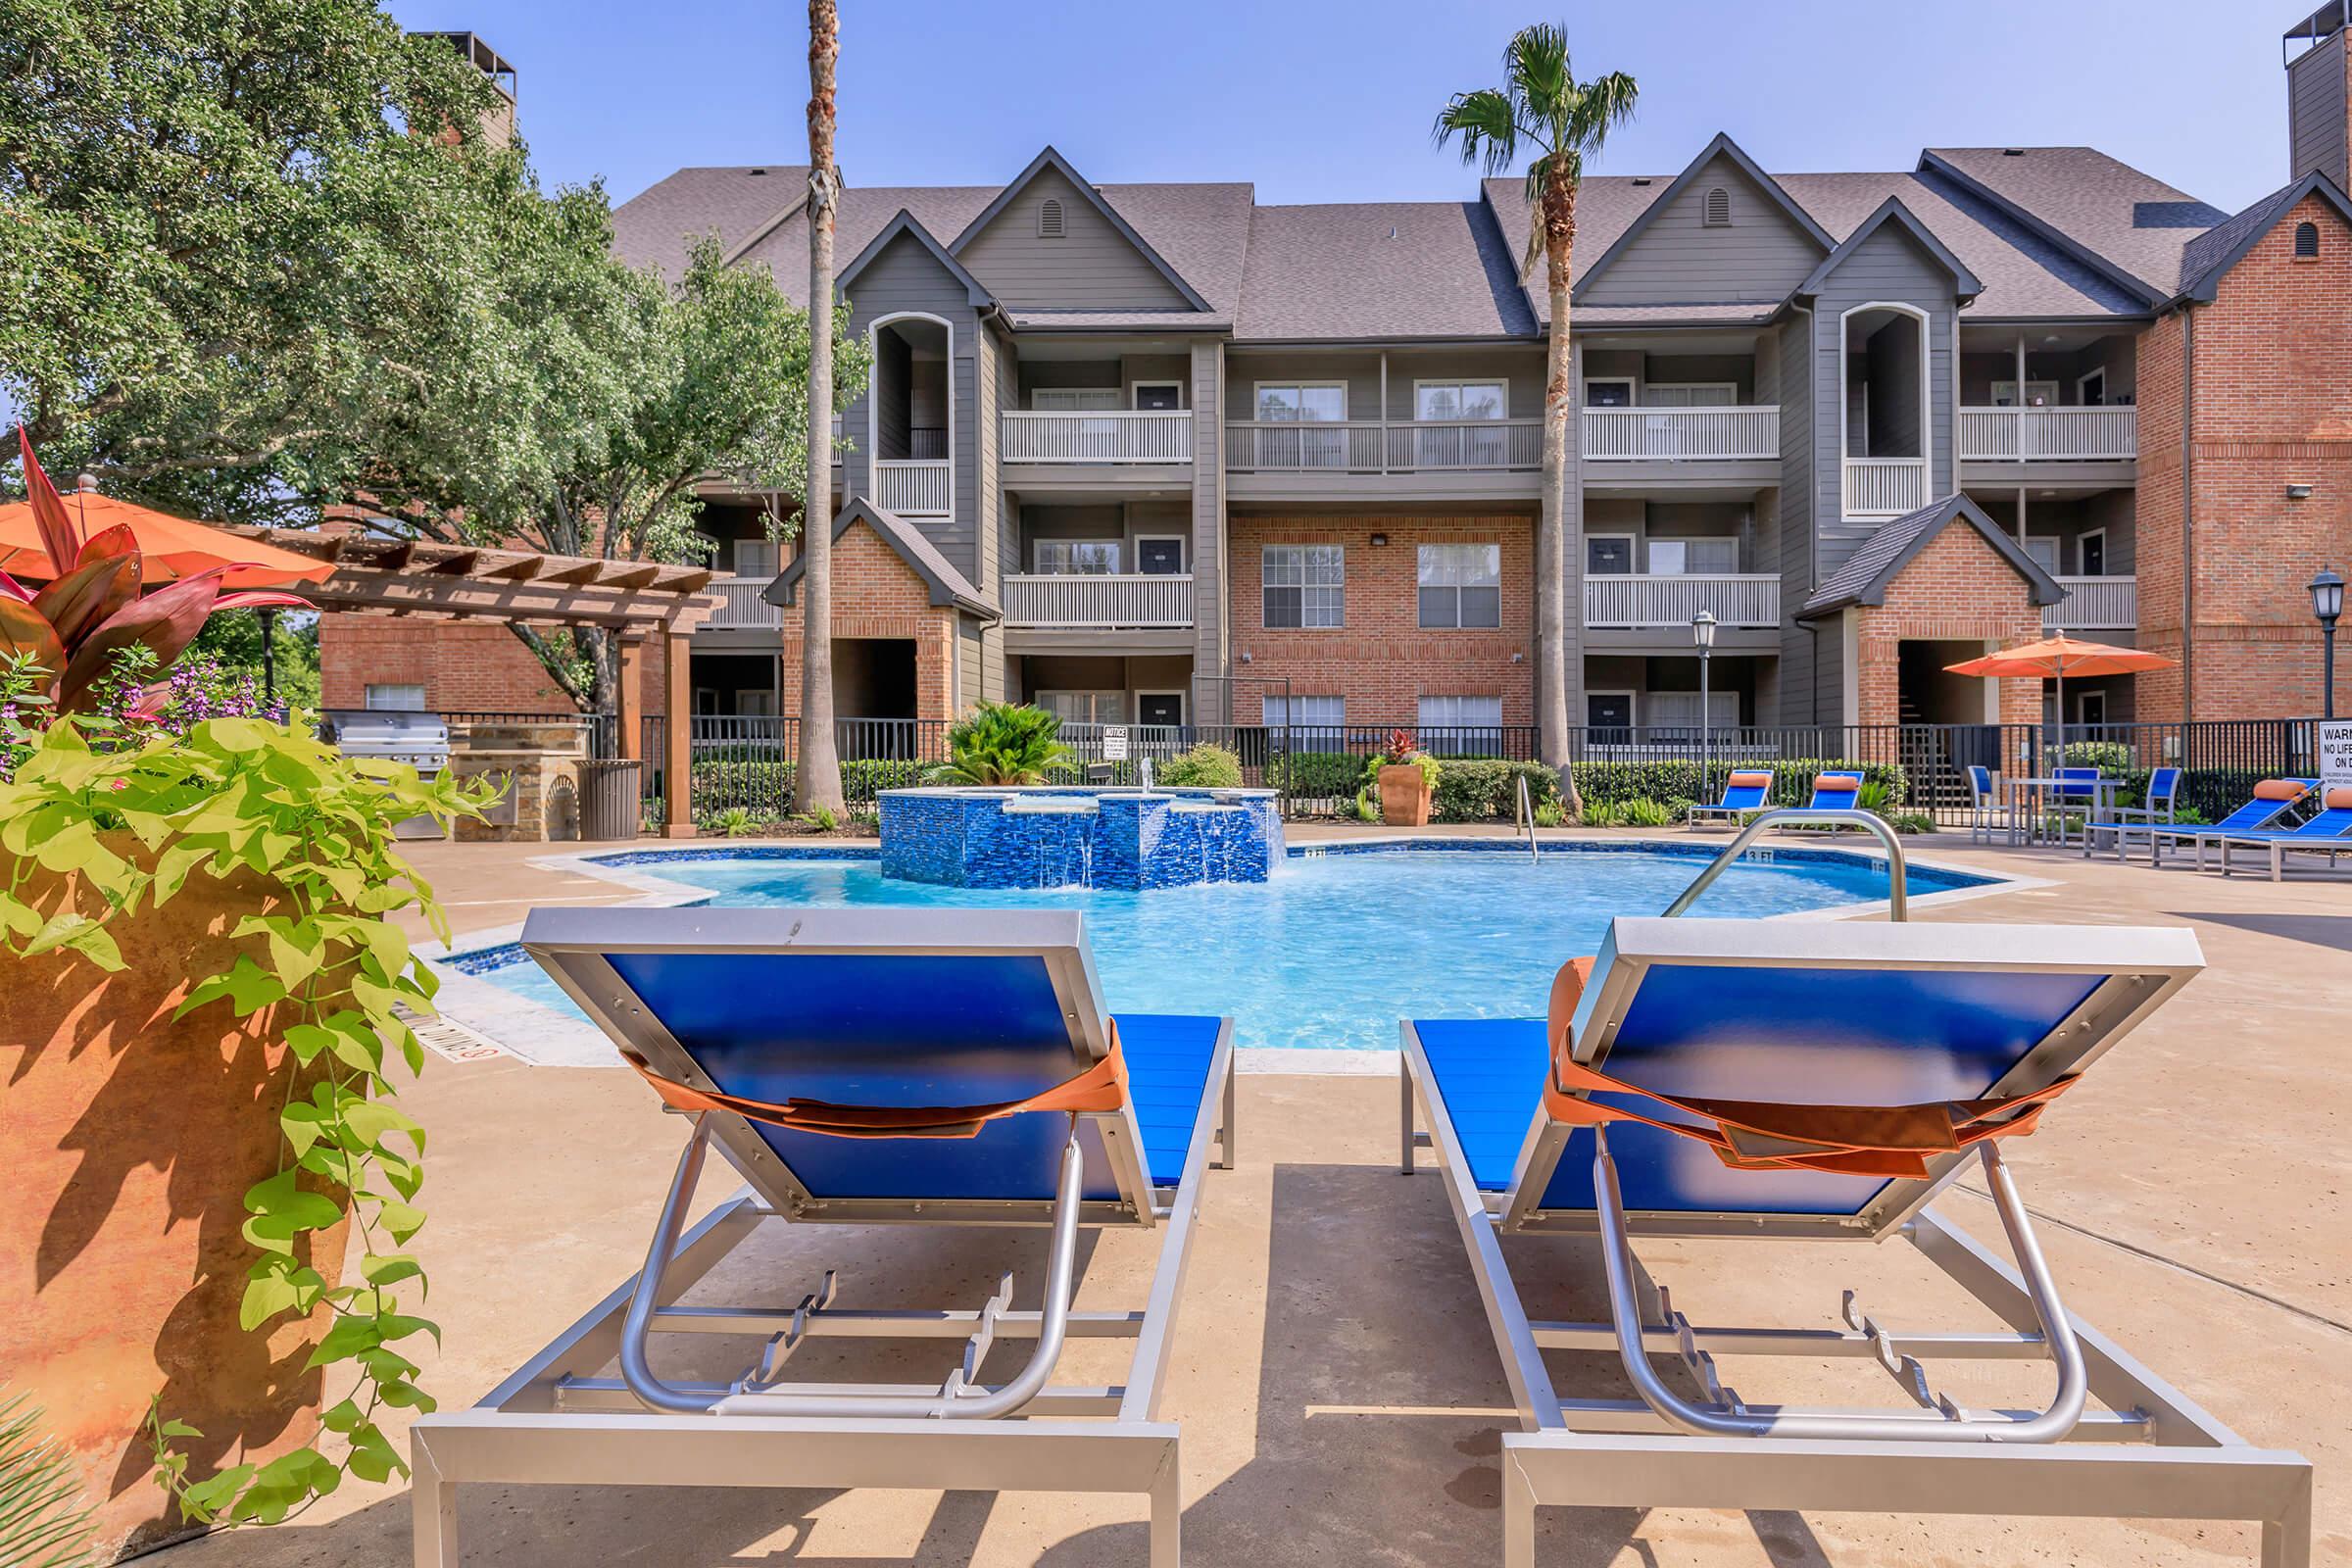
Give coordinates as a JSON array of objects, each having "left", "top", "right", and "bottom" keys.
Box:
[
  {"left": 1702, "top": 186, "right": 1732, "bottom": 227},
  {"left": 2295, "top": 220, "right": 2320, "bottom": 258},
  {"left": 1038, "top": 198, "right": 1065, "bottom": 239}
]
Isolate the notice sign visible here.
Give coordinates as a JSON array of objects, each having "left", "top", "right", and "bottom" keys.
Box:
[
  {"left": 2322, "top": 720, "right": 2352, "bottom": 789},
  {"left": 1102, "top": 725, "right": 1130, "bottom": 761}
]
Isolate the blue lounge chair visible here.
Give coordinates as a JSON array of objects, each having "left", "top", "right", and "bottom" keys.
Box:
[
  {"left": 1399, "top": 915, "right": 2311, "bottom": 1564},
  {"left": 411, "top": 906, "right": 1235, "bottom": 1568},
  {"left": 1804, "top": 768, "right": 1866, "bottom": 810},
  {"left": 2083, "top": 765, "right": 2181, "bottom": 859},
  {"left": 1688, "top": 768, "right": 1775, "bottom": 830},
  {"left": 2146, "top": 777, "right": 2317, "bottom": 867},
  {"left": 2208, "top": 785, "right": 2352, "bottom": 880}
]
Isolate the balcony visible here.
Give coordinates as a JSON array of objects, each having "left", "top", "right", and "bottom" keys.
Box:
[
  {"left": 706, "top": 575, "right": 781, "bottom": 631},
  {"left": 1002, "top": 410, "right": 1192, "bottom": 465},
  {"left": 1003, "top": 573, "right": 1195, "bottom": 630},
  {"left": 1580, "top": 406, "right": 1780, "bottom": 461},
  {"left": 1224, "top": 418, "right": 1542, "bottom": 473},
  {"left": 1843, "top": 458, "right": 1928, "bottom": 517},
  {"left": 1584, "top": 573, "right": 1781, "bottom": 630},
  {"left": 2043, "top": 574, "right": 2136, "bottom": 632},
  {"left": 1960, "top": 406, "right": 2135, "bottom": 462},
  {"left": 874, "top": 459, "right": 950, "bottom": 516}
]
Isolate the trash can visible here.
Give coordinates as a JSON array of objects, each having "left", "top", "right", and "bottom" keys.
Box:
[{"left": 577, "top": 759, "right": 645, "bottom": 841}]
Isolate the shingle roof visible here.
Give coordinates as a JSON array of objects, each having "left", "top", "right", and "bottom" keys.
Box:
[
  {"left": 1798, "top": 495, "right": 2062, "bottom": 617},
  {"left": 1235, "top": 201, "right": 1536, "bottom": 339},
  {"left": 1921, "top": 147, "right": 2226, "bottom": 301},
  {"left": 767, "top": 498, "right": 996, "bottom": 616},
  {"left": 610, "top": 166, "right": 810, "bottom": 283},
  {"left": 2173, "top": 172, "right": 2352, "bottom": 300}
]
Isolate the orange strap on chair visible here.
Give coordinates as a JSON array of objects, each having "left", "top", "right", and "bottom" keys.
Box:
[
  {"left": 628, "top": 1022, "right": 1129, "bottom": 1140},
  {"left": 1538, "top": 957, "right": 2077, "bottom": 1180}
]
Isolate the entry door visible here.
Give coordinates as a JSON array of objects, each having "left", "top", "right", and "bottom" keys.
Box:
[
  {"left": 1138, "top": 692, "right": 1184, "bottom": 726},
  {"left": 1132, "top": 382, "right": 1182, "bottom": 412},
  {"left": 1587, "top": 693, "right": 1633, "bottom": 745},
  {"left": 2081, "top": 532, "right": 2107, "bottom": 576},
  {"left": 1138, "top": 537, "right": 1184, "bottom": 575}
]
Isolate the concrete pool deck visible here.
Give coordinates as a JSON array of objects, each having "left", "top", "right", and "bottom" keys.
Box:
[{"left": 161, "top": 827, "right": 2352, "bottom": 1567}]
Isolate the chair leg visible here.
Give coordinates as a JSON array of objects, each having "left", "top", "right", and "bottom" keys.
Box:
[
  {"left": 2262, "top": 1465, "right": 2314, "bottom": 1568},
  {"left": 1399, "top": 1067, "right": 1416, "bottom": 1175},
  {"left": 1502, "top": 1450, "right": 1538, "bottom": 1568},
  {"left": 1149, "top": 1451, "right": 1182, "bottom": 1568},
  {"left": 411, "top": 1439, "right": 457, "bottom": 1567}
]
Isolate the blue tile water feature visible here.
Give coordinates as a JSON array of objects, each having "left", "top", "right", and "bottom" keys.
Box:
[{"left": 878, "top": 786, "right": 1284, "bottom": 890}]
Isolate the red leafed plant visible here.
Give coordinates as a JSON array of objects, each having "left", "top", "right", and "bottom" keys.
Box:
[
  {"left": 1, "top": 429, "right": 309, "bottom": 715},
  {"left": 1382, "top": 728, "right": 1418, "bottom": 764}
]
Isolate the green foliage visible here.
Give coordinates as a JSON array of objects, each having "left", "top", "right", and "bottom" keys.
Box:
[
  {"left": 2057, "top": 741, "right": 2133, "bottom": 772},
  {"left": 1890, "top": 812, "right": 1938, "bottom": 834},
  {"left": 189, "top": 612, "right": 322, "bottom": 713},
  {"left": 800, "top": 804, "right": 839, "bottom": 832},
  {"left": 928, "top": 703, "right": 1072, "bottom": 786},
  {"left": 1617, "top": 797, "right": 1676, "bottom": 828},
  {"left": 709, "top": 806, "right": 758, "bottom": 838},
  {"left": 1353, "top": 786, "right": 1379, "bottom": 823},
  {"left": 1, "top": 1391, "right": 98, "bottom": 1568},
  {"left": 1430, "top": 759, "right": 1558, "bottom": 823},
  {"left": 1571, "top": 759, "right": 1908, "bottom": 815},
  {"left": 0, "top": 713, "right": 487, "bottom": 1529},
  {"left": 1155, "top": 744, "right": 1243, "bottom": 789},
  {"left": 1581, "top": 799, "right": 1625, "bottom": 827},
  {"left": 1532, "top": 799, "right": 1567, "bottom": 828},
  {"left": 1267, "top": 750, "right": 1373, "bottom": 800},
  {"left": 689, "top": 757, "right": 923, "bottom": 827}
]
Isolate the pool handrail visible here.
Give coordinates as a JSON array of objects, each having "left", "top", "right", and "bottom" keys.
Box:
[
  {"left": 1662, "top": 808, "right": 1909, "bottom": 921},
  {"left": 1514, "top": 772, "right": 1539, "bottom": 862}
]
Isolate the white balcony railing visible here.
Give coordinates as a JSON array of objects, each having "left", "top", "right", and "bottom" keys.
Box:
[
  {"left": 1581, "top": 406, "right": 1781, "bottom": 461},
  {"left": 1842, "top": 458, "right": 1928, "bottom": 516},
  {"left": 2043, "top": 574, "right": 2137, "bottom": 631},
  {"left": 1584, "top": 573, "right": 1781, "bottom": 630},
  {"left": 874, "top": 459, "right": 950, "bottom": 516},
  {"left": 708, "top": 575, "right": 782, "bottom": 630},
  {"left": 1003, "top": 573, "right": 1196, "bottom": 630},
  {"left": 1001, "top": 410, "right": 1192, "bottom": 464},
  {"left": 1224, "top": 418, "right": 1541, "bottom": 472},
  {"left": 1960, "top": 405, "right": 2136, "bottom": 461}
]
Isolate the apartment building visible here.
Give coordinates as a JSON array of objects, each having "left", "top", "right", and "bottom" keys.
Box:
[{"left": 323, "top": 10, "right": 2352, "bottom": 739}]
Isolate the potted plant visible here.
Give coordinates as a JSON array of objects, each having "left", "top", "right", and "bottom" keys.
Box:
[
  {"left": 1376, "top": 729, "right": 1437, "bottom": 827},
  {"left": 0, "top": 435, "right": 484, "bottom": 1556}
]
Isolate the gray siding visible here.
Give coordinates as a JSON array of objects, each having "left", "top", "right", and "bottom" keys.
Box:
[
  {"left": 2289, "top": 30, "right": 2349, "bottom": 190},
  {"left": 838, "top": 230, "right": 983, "bottom": 580},
  {"left": 1772, "top": 311, "right": 1821, "bottom": 723},
  {"left": 958, "top": 167, "right": 1191, "bottom": 310},
  {"left": 1191, "top": 341, "right": 1226, "bottom": 717},
  {"left": 1221, "top": 349, "right": 1541, "bottom": 422},
  {"left": 1579, "top": 152, "right": 1823, "bottom": 307}
]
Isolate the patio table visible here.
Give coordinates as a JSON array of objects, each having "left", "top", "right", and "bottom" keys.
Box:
[{"left": 2000, "top": 775, "right": 2125, "bottom": 848}]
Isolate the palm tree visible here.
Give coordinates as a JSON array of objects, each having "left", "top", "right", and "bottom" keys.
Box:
[
  {"left": 927, "top": 702, "right": 1074, "bottom": 786},
  {"left": 1435, "top": 25, "right": 1637, "bottom": 778},
  {"left": 794, "top": 0, "right": 847, "bottom": 816}
]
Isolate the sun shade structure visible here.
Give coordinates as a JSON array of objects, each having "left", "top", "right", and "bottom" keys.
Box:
[
  {"left": 0, "top": 480, "right": 335, "bottom": 589},
  {"left": 220, "top": 525, "right": 719, "bottom": 836}
]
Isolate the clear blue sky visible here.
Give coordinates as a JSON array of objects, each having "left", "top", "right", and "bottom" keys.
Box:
[{"left": 390, "top": 0, "right": 2299, "bottom": 215}]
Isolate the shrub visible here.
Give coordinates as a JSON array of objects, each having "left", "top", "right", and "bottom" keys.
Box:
[
  {"left": 710, "top": 806, "right": 758, "bottom": 837},
  {"left": 2058, "top": 741, "right": 2133, "bottom": 772},
  {"left": 1431, "top": 759, "right": 1558, "bottom": 823},
  {"left": 1582, "top": 800, "right": 1625, "bottom": 827},
  {"left": 1268, "top": 751, "right": 1374, "bottom": 801},
  {"left": 1353, "top": 786, "right": 1378, "bottom": 823},
  {"left": 801, "top": 804, "right": 840, "bottom": 832},
  {"left": 1618, "top": 798, "right": 1675, "bottom": 828},
  {"left": 929, "top": 702, "right": 1071, "bottom": 785},
  {"left": 1532, "top": 799, "right": 1567, "bottom": 828},
  {"left": 1157, "top": 743, "right": 1243, "bottom": 788},
  {"left": 1571, "top": 758, "right": 1907, "bottom": 814}
]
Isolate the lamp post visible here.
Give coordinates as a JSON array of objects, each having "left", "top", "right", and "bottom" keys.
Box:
[
  {"left": 1691, "top": 610, "right": 1718, "bottom": 796},
  {"left": 2311, "top": 567, "right": 2344, "bottom": 720}
]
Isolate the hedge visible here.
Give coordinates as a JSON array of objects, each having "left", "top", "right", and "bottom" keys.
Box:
[
  {"left": 1155, "top": 744, "right": 1244, "bottom": 788},
  {"left": 1432, "top": 760, "right": 1560, "bottom": 822},
  {"left": 688, "top": 757, "right": 929, "bottom": 827},
  {"left": 1265, "top": 750, "right": 1373, "bottom": 801},
  {"left": 1570, "top": 759, "right": 1908, "bottom": 816}
]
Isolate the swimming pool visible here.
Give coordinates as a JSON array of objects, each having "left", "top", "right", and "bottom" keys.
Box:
[{"left": 447, "top": 842, "right": 1997, "bottom": 1056}]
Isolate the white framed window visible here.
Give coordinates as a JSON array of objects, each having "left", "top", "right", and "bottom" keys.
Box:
[
  {"left": 1417, "top": 695, "right": 1503, "bottom": 727},
  {"left": 1034, "top": 538, "right": 1122, "bottom": 574},
  {"left": 1253, "top": 381, "right": 1347, "bottom": 421},
  {"left": 1262, "top": 694, "right": 1344, "bottom": 728},
  {"left": 1036, "top": 690, "right": 1126, "bottom": 724},
  {"left": 1990, "top": 379, "right": 2060, "bottom": 409},
  {"left": 734, "top": 537, "right": 778, "bottom": 578},
  {"left": 1644, "top": 690, "right": 1739, "bottom": 729},
  {"left": 1642, "top": 382, "right": 1739, "bottom": 408},
  {"left": 365, "top": 683, "right": 427, "bottom": 711},
  {"left": 2023, "top": 536, "right": 2061, "bottom": 574},
  {"left": 1646, "top": 537, "right": 1739, "bottom": 575},
  {"left": 1417, "top": 543, "right": 1502, "bottom": 627},
  {"left": 1586, "top": 534, "right": 1636, "bottom": 575},
  {"left": 1413, "top": 380, "right": 1508, "bottom": 420},
  {"left": 1263, "top": 544, "right": 1344, "bottom": 628},
  {"left": 1031, "top": 387, "right": 1121, "bottom": 411}
]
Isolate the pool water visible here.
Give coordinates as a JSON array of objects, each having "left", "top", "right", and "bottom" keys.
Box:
[{"left": 464, "top": 845, "right": 1984, "bottom": 1055}]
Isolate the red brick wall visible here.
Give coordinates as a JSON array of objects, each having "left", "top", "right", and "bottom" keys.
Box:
[
  {"left": 2134, "top": 191, "right": 2352, "bottom": 721},
  {"left": 318, "top": 614, "right": 620, "bottom": 713},
  {"left": 1852, "top": 526, "right": 2045, "bottom": 727},
  {"left": 1227, "top": 514, "right": 1534, "bottom": 726},
  {"left": 772, "top": 523, "right": 956, "bottom": 719}
]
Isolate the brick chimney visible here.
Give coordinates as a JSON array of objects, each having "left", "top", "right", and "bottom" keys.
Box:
[
  {"left": 2285, "top": 3, "right": 2352, "bottom": 188},
  {"left": 413, "top": 30, "right": 517, "bottom": 149}
]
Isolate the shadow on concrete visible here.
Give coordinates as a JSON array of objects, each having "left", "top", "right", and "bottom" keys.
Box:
[{"left": 2171, "top": 910, "right": 2352, "bottom": 954}]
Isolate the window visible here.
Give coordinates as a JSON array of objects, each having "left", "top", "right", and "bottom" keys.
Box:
[
  {"left": 1644, "top": 691, "right": 1739, "bottom": 730},
  {"left": 734, "top": 537, "right": 778, "bottom": 578},
  {"left": 1417, "top": 695, "right": 1503, "bottom": 748},
  {"left": 1991, "top": 379, "right": 2059, "bottom": 409},
  {"left": 1254, "top": 381, "right": 1348, "bottom": 466},
  {"left": 365, "top": 683, "right": 426, "bottom": 711},
  {"left": 2023, "top": 536, "right": 2061, "bottom": 574},
  {"left": 1262, "top": 694, "right": 1344, "bottom": 728},
  {"left": 1031, "top": 388, "right": 1120, "bottom": 411},
  {"left": 1037, "top": 690, "right": 1125, "bottom": 724},
  {"left": 1414, "top": 381, "right": 1507, "bottom": 420},
  {"left": 2295, "top": 220, "right": 2320, "bottom": 258},
  {"left": 1642, "top": 382, "right": 1738, "bottom": 408},
  {"left": 1263, "top": 545, "right": 1344, "bottom": 628},
  {"left": 1646, "top": 537, "right": 1739, "bottom": 575},
  {"left": 1702, "top": 186, "right": 1731, "bottom": 227},
  {"left": 1417, "top": 543, "right": 1502, "bottom": 627},
  {"left": 1035, "top": 539, "right": 1122, "bottom": 574},
  {"left": 1038, "top": 198, "right": 1064, "bottom": 238},
  {"left": 1586, "top": 535, "right": 1635, "bottom": 575}
]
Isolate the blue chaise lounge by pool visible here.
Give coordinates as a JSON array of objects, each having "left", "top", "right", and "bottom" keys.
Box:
[
  {"left": 2122, "top": 777, "right": 2313, "bottom": 866},
  {"left": 2202, "top": 784, "right": 2352, "bottom": 881},
  {"left": 1688, "top": 769, "right": 1775, "bottom": 830},
  {"left": 409, "top": 906, "right": 1234, "bottom": 1568},
  {"left": 1399, "top": 913, "right": 2311, "bottom": 1567}
]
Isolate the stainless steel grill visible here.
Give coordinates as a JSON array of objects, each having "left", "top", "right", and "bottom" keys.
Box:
[{"left": 322, "top": 710, "right": 451, "bottom": 837}]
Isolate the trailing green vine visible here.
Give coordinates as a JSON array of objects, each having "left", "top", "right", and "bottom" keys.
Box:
[{"left": 1, "top": 697, "right": 489, "bottom": 1526}]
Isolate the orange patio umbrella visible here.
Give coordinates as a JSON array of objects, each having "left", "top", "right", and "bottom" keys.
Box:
[
  {"left": 1945, "top": 634, "right": 2179, "bottom": 766},
  {"left": 0, "top": 475, "right": 334, "bottom": 589}
]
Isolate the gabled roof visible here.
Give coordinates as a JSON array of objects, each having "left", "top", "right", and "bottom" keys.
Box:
[
  {"left": 1799, "top": 495, "right": 2063, "bottom": 618},
  {"left": 835, "top": 210, "right": 996, "bottom": 309},
  {"left": 1920, "top": 147, "right": 2225, "bottom": 308},
  {"left": 1571, "top": 133, "right": 1833, "bottom": 306},
  {"left": 1797, "top": 196, "right": 1984, "bottom": 301},
  {"left": 2173, "top": 172, "right": 2352, "bottom": 303},
  {"left": 610, "top": 166, "right": 811, "bottom": 284},
  {"left": 1236, "top": 200, "right": 1536, "bottom": 340},
  {"left": 767, "top": 498, "right": 997, "bottom": 616},
  {"left": 950, "top": 146, "right": 1212, "bottom": 312}
]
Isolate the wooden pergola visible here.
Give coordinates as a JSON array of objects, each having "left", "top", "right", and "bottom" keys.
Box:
[{"left": 226, "top": 527, "right": 718, "bottom": 837}]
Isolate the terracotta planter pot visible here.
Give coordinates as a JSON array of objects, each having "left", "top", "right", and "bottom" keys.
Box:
[
  {"left": 0, "top": 858, "right": 353, "bottom": 1560},
  {"left": 1379, "top": 763, "right": 1432, "bottom": 827}
]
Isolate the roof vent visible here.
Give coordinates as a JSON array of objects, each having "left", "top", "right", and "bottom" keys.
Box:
[
  {"left": 2002, "top": 148, "right": 2026, "bottom": 157},
  {"left": 1631, "top": 177, "right": 1652, "bottom": 186},
  {"left": 2297, "top": 220, "right": 2322, "bottom": 257},
  {"left": 1703, "top": 185, "right": 1732, "bottom": 226},
  {"left": 748, "top": 168, "right": 767, "bottom": 175},
  {"left": 1038, "top": 198, "right": 1065, "bottom": 238}
]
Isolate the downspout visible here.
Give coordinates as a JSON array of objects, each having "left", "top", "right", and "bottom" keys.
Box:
[{"left": 2180, "top": 306, "right": 2195, "bottom": 722}]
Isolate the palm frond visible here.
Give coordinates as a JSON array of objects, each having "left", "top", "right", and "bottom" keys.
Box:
[
  {"left": 1563, "top": 69, "right": 1641, "bottom": 158},
  {"left": 1502, "top": 23, "right": 1572, "bottom": 125},
  {"left": 1431, "top": 88, "right": 1523, "bottom": 175},
  {"left": 0, "top": 1393, "right": 98, "bottom": 1568}
]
